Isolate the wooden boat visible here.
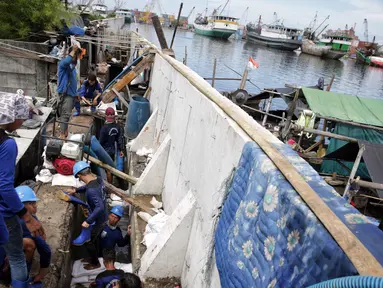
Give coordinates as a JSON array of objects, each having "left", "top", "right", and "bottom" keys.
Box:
[
  {"left": 302, "top": 40, "right": 331, "bottom": 57},
  {"left": 356, "top": 49, "right": 383, "bottom": 68}
]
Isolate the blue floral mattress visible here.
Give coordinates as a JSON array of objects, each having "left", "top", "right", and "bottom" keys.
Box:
[{"left": 215, "top": 141, "right": 383, "bottom": 288}]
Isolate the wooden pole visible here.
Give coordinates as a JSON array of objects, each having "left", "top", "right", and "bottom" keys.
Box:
[
  {"left": 103, "top": 181, "right": 156, "bottom": 216},
  {"left": 204, "top": 77, "right": 243, "bottom": 81},
  {"left": 317, "top": 115, "right": 383, "bottom": 132},
  {"left": 343, "top": 145, "right": 365, "bottom": 202},
  {"left": 318, "top": 73, "right": 335, "bottom": 151},
  {"left": 282, "top": 88, "right": 300, "bottom": 138},
  {"left": 170, "top": 3, "right": 184, "bottom": 49},
  {"left": 85, "top": 154, "right": 138, "bottom": 184},
  {"left": 211, "top": 58, "right": 217, "bottom": 88},
  {"left": 184, "top": 46, "right": 187, "bottom": 65},
  {"left": 239, "top": 64, "right": 248, "bottom": 90},
  {"left": 242, "top": 105, "right": 284, "bottom": 120},
  {"left": 112, "top": 88, "right": 129, "bottom": 108},
  {"left": 152, "top": 48, "right": 383, "bottom": 275},
  {"left": 292, "top": 125, "right": 358, "bottom": 143},
  {"left": 326, "top": 73, "right": 335, "bottom": 92},
  {"left": 262, "top": 93, "right": 274, "bottom": 126},
  {"left": 152, "top": 16, "right": 169, "bottom": 50},
  {"left": 143, "top": 87, "right": 152, "bottom": 99}
]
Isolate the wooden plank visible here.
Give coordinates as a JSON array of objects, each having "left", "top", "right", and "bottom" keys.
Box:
[
  {"left": 156, "top": 50, "right": 383, "bottom": 275},
  {"left": 102, "top": 54, "right": 155, "bottom": 103},
  {"left": 85, "top": 154, "right": 138, "bottom": 184},
  {"left": 103, "top": 181, "right": 155, "bottom": 216},
  {"left": 112, "top": 88, "right": 129, "bottom": 108}
]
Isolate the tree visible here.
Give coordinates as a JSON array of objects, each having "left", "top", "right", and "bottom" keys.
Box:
[{"left": 0, "top": 0, "right": 72, "bottom": 40}]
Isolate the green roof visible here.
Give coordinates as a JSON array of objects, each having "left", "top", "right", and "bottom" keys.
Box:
[{"left": 301, "top": 88, "right": 383, "bottom": 127}]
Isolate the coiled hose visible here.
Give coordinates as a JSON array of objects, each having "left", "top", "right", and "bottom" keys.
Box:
[{"left": 309, "top": 276, "right": 383, "bottom": 288}]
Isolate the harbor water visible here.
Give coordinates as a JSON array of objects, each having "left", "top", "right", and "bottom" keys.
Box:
[{"left": 130, "top": 23, "right": 383, "bottom": 101}]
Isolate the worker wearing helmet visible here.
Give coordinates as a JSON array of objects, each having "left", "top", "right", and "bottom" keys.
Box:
[
  {"left": 16, "top": 186, "right": 51, "bottom": 285},
  {"left": 99, "top": 206, "right": 131, "bottom": 254},
  {"left": 68, "top": 161, "right": 107, "bottom": 270}
]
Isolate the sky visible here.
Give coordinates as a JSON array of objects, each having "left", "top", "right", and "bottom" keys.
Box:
[{"left": 103, "top": 0, "right": 383, "bottom": 41}]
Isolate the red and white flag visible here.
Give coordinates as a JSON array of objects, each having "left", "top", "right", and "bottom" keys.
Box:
[{"left": 247, "top": 57, "right": 259, "bottom": 70}]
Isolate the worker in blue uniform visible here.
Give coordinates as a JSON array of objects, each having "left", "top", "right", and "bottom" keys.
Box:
[
  {"left": 57, "top": 45, "right": 80, "bottom": 138},
  {"left": 99, "top": 206, "right": 130, "bottom": 254},
  {"left": 93, "top": 249, "right": 124, "bottom": 288},
  {"left": 0, "top": 92, "right": 45, "bottom": 288},
  {"left": 74, "top": 74, "right": 103, "bottom": 116},
  {"left": 68, "top": 161, "right": 108, "bottom": 270},
  {"left": 16, "top": 186, "right": 51, "bottom": 284}
]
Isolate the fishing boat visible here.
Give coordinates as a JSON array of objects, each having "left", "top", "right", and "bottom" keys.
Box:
[
  {"left": 194, "top": 14, "right": 239, "bottom": 39},
  {"left": 317, "top": 31, "right": 353, "bottom": 59},
  {"left": 301, "top": 39, "right": 331, "bottom": 57},
  {"left": 194, "top": 0, "right": 239, "bottom": 39},
  {"left": 246, "top": 15, "right": 303, "bottom": 51},
  {"left": 356, "top": 49, "right": 383, "bottom": 68}
]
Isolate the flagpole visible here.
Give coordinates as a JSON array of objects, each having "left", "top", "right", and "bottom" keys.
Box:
[{"left": 239, "top": 61, "right": 249, "bottom": 90}]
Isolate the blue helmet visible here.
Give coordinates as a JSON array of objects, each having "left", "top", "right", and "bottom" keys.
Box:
[
  {"left": 15, "top": 186, "right": 39, "bottom": 203},
  {"left": 110, "top": 206, "right": 124, "bottom": 218},
  {"left": 73, "top": 161, "right": 90, "bottom": 178}
]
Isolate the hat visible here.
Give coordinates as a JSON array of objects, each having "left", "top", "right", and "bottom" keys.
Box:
[
  {"left": 105, "top": 107, "right": 115, "bottom": 122},
  {"left": 0, "top": 92, "right": 29, "bottom": 126}
]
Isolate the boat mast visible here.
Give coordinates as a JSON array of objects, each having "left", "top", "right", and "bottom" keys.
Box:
[
  {"left": 311, "top": 15, "right": 330, "bottom": 39},
  {"left": 219, "top": 0, "right": 230, "bottom": 15}
]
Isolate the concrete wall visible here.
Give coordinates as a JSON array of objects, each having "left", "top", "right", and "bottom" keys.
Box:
[
  {"left": 132, "top": 53, "right": 264, "bottom": 287},
  {"left": 0, "top": 41, "right": 50, "bottom": 97}
]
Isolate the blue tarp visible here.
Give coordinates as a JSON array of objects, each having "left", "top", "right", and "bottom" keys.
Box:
[{"left": 215, "top": 141, "right": 383, "bottom": 288}]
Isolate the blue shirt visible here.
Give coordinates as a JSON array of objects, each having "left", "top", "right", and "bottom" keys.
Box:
[
  {"left": 99, "top": 123, "right": 124, "bottom": 154},
  {"left": 57, "top": 55, "right": 77, "bottom": 97},
  {"left": 99, "top": 225, "right": 129, "bottom": 252},
  {"left": 20, "top": 215, "right": 51, "bottom": 268},
  {"left": 95, "top": 269, "right": 125, "bottom": 288},
  {"left": 0, "top": 138, "right": 24, "bottom": 218},
  {"left": 76, "top": 177, "right": 108, "bottom": 226},
  {"left": 78, "top": 80, "right": 103, "bottom": 99}
]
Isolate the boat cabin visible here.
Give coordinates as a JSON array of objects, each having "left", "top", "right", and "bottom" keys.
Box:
[
  {"left": 209, "top": 15, "right": 238, "bottom": 23},
  {"left": 319, "top": 34, "right": 353, "bottom": 51}
]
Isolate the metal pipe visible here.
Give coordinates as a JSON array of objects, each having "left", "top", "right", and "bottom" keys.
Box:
[{"left": 170, "top": 3, "right": 183, "bottom": 49}]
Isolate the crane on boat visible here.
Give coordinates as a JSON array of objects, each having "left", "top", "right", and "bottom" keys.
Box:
[
  {"left": 187, "top": 6, "right": 195, "bottom": 20},
  {"left": 363, "top": 18, "right": 369, "bottom": 42}
]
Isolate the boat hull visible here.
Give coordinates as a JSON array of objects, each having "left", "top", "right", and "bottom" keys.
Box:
[
  {"left": 194, "top": 26, "right": 236, "bottom": 39},
  {"left": 301, "top": 40, "right": 330, "bottom": 57},
  {"left": 323, "top": 50, "right": 346, "bottom": 60},
  {"left": 246, "top": 32, "right": 301, "bottom": 51}
]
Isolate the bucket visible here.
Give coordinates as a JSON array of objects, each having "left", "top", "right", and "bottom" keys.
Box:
[{"left": 125, "top": 96, "right": 150, "bottom": 139}]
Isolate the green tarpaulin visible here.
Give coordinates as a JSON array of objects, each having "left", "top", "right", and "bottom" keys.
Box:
[
  {"left": 301, "top": 88, "right": 383, "bottom": 126},
  {"left": 321, "top": 123, "right": 383, "bottom": 178}
]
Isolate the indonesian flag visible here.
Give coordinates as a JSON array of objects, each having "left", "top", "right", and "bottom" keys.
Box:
[{"left": 247, "top": 57, "right": 259, "bottom": 70}]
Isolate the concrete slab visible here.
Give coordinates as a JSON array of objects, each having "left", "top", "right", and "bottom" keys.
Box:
[
  {"left": 132, "top": 134, "right": 171, "bottom": 196},
  {"left": 139, "top": 191, "right": 196, "bottom": 279},
  {"left": 14, "top": 106, "right": 52, "bottom": 164}
]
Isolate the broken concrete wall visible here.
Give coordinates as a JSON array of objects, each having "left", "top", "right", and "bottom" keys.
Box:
[{"left": 0, "top": 40, "right": 50, "bottom": 97}]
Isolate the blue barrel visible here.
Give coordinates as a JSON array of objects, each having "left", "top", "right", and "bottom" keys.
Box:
[{"left": 125, "top": 96, "right": 150, "bottom": 139}]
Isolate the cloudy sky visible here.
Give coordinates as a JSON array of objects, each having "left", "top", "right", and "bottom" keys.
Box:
[{"left": 104, "top": 0, "right": 383, "bottom": 41}]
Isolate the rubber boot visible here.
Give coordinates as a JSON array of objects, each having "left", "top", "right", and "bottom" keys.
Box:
[
  {"left": 72, "top": 224, "right": 94, "bottom": 246},
  {"left": 73, "top": 101, "right": 81, "bottom": 116},
  {"left": 91, "top": 106, "right": 96, "bottom": 113},
  {"left": 58, "top": 191, "right": 90, "bottom": 208},
  {"left": 11, "top": 277, "right": 31, "bottom": 288}
]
